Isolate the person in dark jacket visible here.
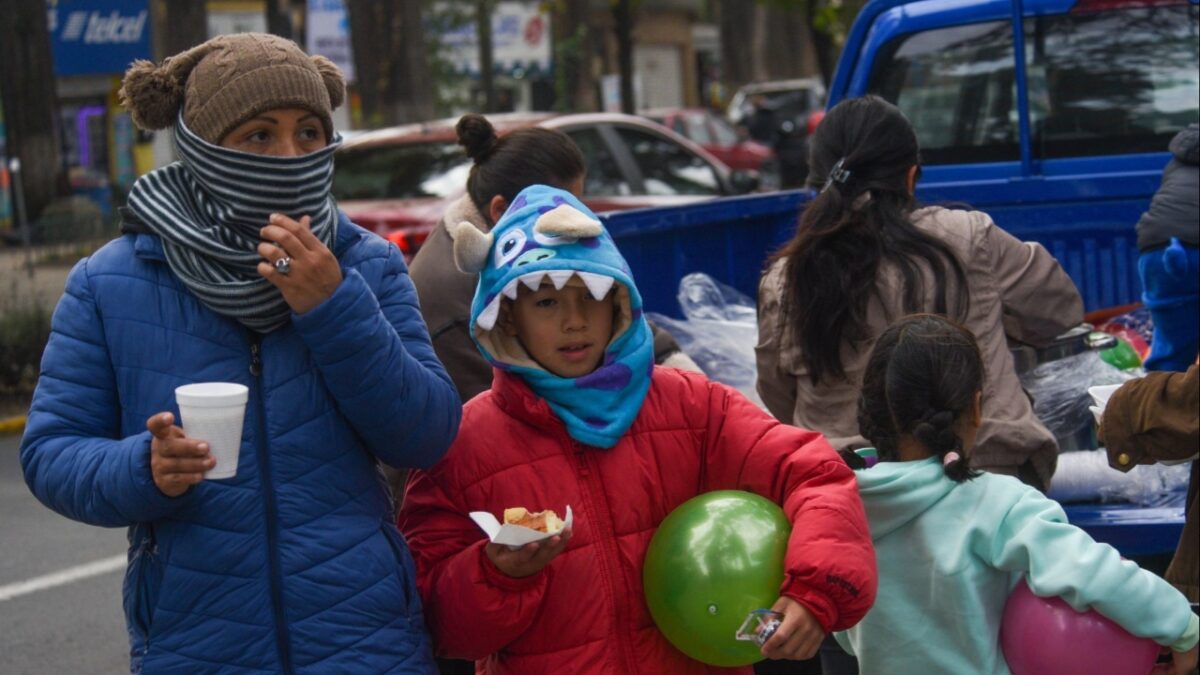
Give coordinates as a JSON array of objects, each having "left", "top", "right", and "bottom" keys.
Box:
[
  {"left": 19, "top": 33, "right": 459, "bottom": 673},
  {"left": 1136, "top": 124, "right": 1199, "bottom": 372},
  {"left": 1101, "top": 364, "right": 1199, "bottom": 604}
]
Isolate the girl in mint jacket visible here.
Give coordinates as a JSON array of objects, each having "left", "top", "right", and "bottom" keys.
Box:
[{"left": 834, "top": 314, "right": 1198, "bottom": 675}]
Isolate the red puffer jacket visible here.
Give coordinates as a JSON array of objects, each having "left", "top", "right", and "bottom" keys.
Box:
[{"left": 400, "top": 367, "right": 876, "bottom": 674}]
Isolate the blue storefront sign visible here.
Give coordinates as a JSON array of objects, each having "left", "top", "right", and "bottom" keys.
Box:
[{"left": 48, "top": 0, "right": 151, "bottom": 76}]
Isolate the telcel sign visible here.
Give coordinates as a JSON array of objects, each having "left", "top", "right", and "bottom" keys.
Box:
[{"left": 48, "top": 0, "right": 152, "bottom": 76}]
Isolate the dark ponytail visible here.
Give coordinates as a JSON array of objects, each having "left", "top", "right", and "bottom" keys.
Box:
[
  {"left": 770, "top": 96, "right": 969, "bottom": 385},
  {"left": 455, "top": 113, "right": 585, "bottom": 221},
  {"left": 856, "top": 314, "right": 982, "bottom": 482}
]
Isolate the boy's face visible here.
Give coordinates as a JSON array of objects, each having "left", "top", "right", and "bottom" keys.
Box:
[{"left": 503, "top": 281, "right": 616, "bottom": 378}]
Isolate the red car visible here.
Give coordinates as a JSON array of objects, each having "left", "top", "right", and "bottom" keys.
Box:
[
  {"left": 643, "top": 108, "right": 776, "bottom": 176},
  {"left": 332, "top": 112, "right": 758, "bottom": 259}
]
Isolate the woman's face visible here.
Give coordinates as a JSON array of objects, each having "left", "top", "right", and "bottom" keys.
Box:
[{"left": 219, "top": 108, "right": 327, "bottom": 156}]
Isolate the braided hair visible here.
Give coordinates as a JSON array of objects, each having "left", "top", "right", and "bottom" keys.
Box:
[{"left": 857, "top": 314, "right": 983, "bottom": 482}]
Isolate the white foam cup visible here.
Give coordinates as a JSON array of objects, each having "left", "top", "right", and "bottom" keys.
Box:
[{"left": 175, "top": 382, "right": 249, "bottom": 480}]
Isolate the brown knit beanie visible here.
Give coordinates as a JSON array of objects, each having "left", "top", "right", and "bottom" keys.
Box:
[{"left": 119, "top": 33, "right": 345, "bottom": 144}]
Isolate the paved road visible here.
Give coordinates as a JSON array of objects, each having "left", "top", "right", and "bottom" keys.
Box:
[{"left": 0, "top": 433, "right": 129, "bottom": 673}]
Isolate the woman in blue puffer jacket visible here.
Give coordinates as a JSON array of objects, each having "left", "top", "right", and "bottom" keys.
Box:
[{"left": 20, "top": 33, "right": 459, "bottom": 673}]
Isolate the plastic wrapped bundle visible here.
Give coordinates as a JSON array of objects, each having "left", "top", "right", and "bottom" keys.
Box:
[
  {"left": 1048, "top": 450, "right": 1192, "bottom": 505},
  {"left": 647, "top": 273, "right": 764, "bottom": 409},
  {"left": 1019, "top": 351, "right": 1141, "bottom": 451}
]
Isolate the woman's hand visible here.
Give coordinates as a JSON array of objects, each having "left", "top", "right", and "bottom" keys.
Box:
[
  {"left": 147, "top": 412, "right": 214, "bottom": 497},
  {"left": 485, "top": 529, "right": 572, "bottom": 578},
  {"left": 257, "top": 213, "right": 343, "bottom": 314},
  {"left": 760, "top": 595, "right": 825, "bottom": 660}
]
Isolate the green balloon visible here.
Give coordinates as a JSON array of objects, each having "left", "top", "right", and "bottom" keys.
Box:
[{"left": 643, "top": 490, "right": 791, "bottom": 667}]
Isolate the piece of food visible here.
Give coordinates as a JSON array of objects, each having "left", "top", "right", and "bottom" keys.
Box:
[{"left": 503, "top": 507, "right": 564, "bottom": 533}]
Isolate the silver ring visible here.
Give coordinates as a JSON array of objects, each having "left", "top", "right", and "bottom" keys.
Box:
[{"left": 274, "top": 257, "right": 292, "bottom": 275}]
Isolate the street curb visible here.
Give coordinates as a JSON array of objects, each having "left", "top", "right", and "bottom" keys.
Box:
[{"left": 0, "top": 415, "right": 27, "bottom": 435}]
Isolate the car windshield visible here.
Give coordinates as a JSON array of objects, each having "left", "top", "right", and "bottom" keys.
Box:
[{"left": 332, "top": 141, "right": 471, "bottom": 201}]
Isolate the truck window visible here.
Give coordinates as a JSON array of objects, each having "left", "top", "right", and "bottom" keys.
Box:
[
  {"left": 1025, "top": 5, "right": 1199, "bottom": 159},
  {"left": 613, "top": 127, "right": 722, "bottom": 196},
  {"left": 565, "top": 128, "right": 633, "bottom": 197},
  {"left": 868, "top": 21, "right": 1017, "bottom": 165}
]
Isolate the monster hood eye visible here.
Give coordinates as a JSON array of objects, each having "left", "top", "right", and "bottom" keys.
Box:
[
  {"left": 533, "top": 230, "right": 578, "bottom": 247},
  {"left": 494, "top": 229, "right": 527, "bottom": 268}
]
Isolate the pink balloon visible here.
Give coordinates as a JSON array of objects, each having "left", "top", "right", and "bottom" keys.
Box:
[{"left": 1000, "top": 579, "right": 1160, "bottom": 675}]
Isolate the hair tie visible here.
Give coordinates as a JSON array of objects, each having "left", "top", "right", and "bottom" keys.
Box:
[
  {"left": 943, "top": 451, "right": 961, "bottom": 467},
  {"left": 821, "top": 158, "right": 851, "bottom": 193}
]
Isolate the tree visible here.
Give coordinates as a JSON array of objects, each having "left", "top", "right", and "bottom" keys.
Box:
[
  {"left": 611, "top": 0, "right": 635, "bottom": 114},
  {"left": 757, "top": 0, "right": 866, "bottom": 86},
  {"left": 549, "top": 0, "right": 595, "bottom": 112},
  {"left": 475, "top": 0, "right": 496, "bottom": 112},
  {"left": 0, "top": 0, "right": 68, "bottom": 224},
  {"left": 154, "top": 0, "right": 207, "bottom": 60},
  {"left": 762, "top": 4, "right": 812, "bottom": 81},
  {"left": 345, "top": 0, "right": 435, "bottom": 126},
  {"left": 718, "top": 0, "right": 757, "bottom": 94},
  {"left": 265, "top": 0, "right": 294, "bottom": 40}
]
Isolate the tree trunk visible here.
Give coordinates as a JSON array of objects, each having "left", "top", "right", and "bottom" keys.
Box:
[
  {"left": 719, "top": 0, "right": 757, "bottom": 94},
  {"left": 476, "top": 0, "right": 495, "bottom": 113},
  {"left": 612, "top": 0, "right": 635, "bottom": 114},
  {"left": 801, "top": 1, "right": 837, "bottom": 88},
  {"left": 265, "top": 0, "right": 293, "bottom": 40},
  {"left": 346, "top": 0, "right": 434, "bottom": 126},
  {"left": 763, "top": 4, "right": 808, "bottom": 80},
  {"left": 550, "top": 0, "right": 595, "bottom": 112},
  {"left": 155, "top": 0, "right": 207, "bottom": 60},
  {"left": 0, "top": 0, "right": 68, "bottom": 223}
]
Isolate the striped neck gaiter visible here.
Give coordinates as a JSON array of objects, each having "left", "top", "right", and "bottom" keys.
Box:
[{"left": 126, "top": 115, "right": 342, "bottom": 333}]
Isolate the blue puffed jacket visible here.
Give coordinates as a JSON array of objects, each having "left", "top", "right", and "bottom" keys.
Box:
[{"left": 20, "top": 212, "right": 459, "bottom": 673}]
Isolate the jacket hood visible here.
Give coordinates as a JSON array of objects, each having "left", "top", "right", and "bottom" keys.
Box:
[
  {"left": 460, "top": 184, "right": 654, "bottom": 448},
  {"left": 1169, "top": 124, "right": 1199, "bottom": 165},
  {"left": 855, "top": 457, "right": 956, "bottom": 539}
]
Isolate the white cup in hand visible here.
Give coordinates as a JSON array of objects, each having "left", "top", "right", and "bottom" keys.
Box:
[{"left": 175, "top": 383, "right": 248, "bottom": 480}]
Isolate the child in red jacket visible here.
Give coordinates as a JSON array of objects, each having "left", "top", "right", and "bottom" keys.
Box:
[{"left": 399, "top": 185, "right": 876, "bottom": 675}]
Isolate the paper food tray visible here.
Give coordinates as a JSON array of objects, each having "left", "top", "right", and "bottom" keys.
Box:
[{"left": 469, "top": 506, "right": 573, "bottom": 547}]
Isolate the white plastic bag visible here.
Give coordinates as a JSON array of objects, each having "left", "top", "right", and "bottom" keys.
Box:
[
  {"left": 1049, "top": 451, "right": 1192, "bottom": 505},
  {"left": 647, "top": 273, "right": 764, "bottom": 409}
]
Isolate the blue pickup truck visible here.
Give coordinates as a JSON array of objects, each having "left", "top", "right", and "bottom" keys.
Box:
[
  {"left": 601, "top": 0, "right": 1199, "bottom": 559},
  {"left": 605, "top": 0, "right": 1198, "bottom": 319}
]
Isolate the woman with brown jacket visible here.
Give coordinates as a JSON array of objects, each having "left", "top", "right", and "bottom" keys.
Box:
[{"left": 756, "top": 96, "right": 1083, "bottom": 493}]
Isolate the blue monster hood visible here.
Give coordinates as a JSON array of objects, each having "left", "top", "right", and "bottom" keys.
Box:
[{"left": 454, "top": 184, "right": 653, "bottom": 448}]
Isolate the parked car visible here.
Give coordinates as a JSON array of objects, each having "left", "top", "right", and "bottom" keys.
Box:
[
  {"left": 725, "top": 77, "right": 826, "bottom": 131},
  {"left": 332, "top": 112, "right": 757, "bottom": 258},
  {"left": 642, "top": 107, "right": 776, "bottom": 177}
]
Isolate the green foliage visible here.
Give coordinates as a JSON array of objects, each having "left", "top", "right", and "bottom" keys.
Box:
[{"left": 0, "top": 294, "right": 50, "bottom": 394}]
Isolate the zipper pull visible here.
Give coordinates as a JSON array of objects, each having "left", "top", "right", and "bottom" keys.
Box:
[{"left": 249, "top": 337, "right": 262, "bottom": 377}]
